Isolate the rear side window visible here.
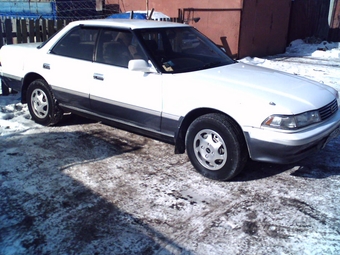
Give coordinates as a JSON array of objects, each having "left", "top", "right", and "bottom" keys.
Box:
[{"left": 51, "top": 26, "right": 99, "bottom": 61}]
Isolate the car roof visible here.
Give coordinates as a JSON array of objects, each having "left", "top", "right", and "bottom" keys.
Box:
[{"left": 69, "top": 19, "right": 189, "bottom": 30}]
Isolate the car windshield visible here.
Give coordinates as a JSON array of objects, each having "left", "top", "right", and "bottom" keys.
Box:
[{"left": 135, "top": 27, "right": 235, "bottom": 73}]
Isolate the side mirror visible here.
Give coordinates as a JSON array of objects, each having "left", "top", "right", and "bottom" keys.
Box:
[{"left": 128, "top": 59, "right": 157, "bottom": 73}]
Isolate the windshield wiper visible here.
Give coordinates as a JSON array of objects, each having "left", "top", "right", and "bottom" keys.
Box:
[{"left": 202, "top": 61, "right": 222, "bottom": 69}]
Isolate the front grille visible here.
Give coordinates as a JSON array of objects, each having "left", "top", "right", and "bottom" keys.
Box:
[{"left": 318, "top": 99, "right": 338, "bottom": 120}]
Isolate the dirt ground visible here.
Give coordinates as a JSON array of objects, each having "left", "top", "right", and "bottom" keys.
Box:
[{"left": 1, "top": 113, "right": 340, "bottom": 255}]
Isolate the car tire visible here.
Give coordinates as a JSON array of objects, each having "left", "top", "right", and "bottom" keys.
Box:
[
  {"left": 27, "top": 79, "right": 62, "bottom": 126},
  {"left": 1, "top": 80, "right": 10, "bottom": 95},
  {"left": 186, "top": 113, "right": 248, "bottom": 181}
]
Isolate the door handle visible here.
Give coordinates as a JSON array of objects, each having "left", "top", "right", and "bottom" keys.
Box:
[
  {"left": 93, "top": 73, "right": 104, "bottom": 81},
  {"left": 43, "top": 63, "right": 50, "bottom": 70}
]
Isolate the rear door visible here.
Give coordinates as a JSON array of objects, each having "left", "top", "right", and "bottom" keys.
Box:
[{"left": 43, "top": 26, "right": 99, "bottom": 110}]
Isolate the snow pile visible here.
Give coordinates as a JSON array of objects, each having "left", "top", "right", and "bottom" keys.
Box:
[
  {"left": 0, "top": 94, "right": 42, "bottom": 136},
  {"left": 240, "top": 39, "right": 340, "bottom": 93},
  {"left": 287, "top": 39, "right": 340, "bottom": 58}
]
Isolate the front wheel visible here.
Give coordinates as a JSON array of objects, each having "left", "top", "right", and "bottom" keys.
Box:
[
  {"left": 186, "top": 113, "right": 248, "bottom": 181},
  {"left": 27, "top": 79, "right": 62, "bottom": 126}
]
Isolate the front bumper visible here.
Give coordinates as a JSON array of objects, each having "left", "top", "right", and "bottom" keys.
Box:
[{"left": 244, "top": 110, "right": 340, "bottom": 164}]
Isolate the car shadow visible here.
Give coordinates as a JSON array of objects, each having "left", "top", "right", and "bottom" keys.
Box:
[
  {"left": 289, "top": 138, "right": 340, "bottom": 179},
  {"left": 0, "top": 129, "right": 192, "bottom": 254},
  {"left": 55, "top": 113, "right": 98, "bottom": 126},
  {"left": 231, "top": 160, "right": 294, "bottom": 182}
]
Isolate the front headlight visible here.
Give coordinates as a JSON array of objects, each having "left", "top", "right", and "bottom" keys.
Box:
[
  {"left": 262, "top": 111, "right": 321, "bottom": 130},
  {"left": 336, "top": 91, "right": 340, "bottom": 107}
]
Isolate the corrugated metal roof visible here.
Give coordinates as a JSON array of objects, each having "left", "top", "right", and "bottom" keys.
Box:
[{"left": 0, "top": 1, "right": 56, "bottom": 19}]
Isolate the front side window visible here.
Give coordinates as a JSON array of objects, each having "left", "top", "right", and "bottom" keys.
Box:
[
  {"left": 136, "top": 27, "right": 235, "bottom": 73},
  {"left": 51, "top": 26, "right": 98, "bottom": 61},
  {"left": 95, "top": 29, "right": 147, "bottom": 67}
]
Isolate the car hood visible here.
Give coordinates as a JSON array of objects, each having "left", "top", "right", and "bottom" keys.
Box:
[{"left": 187, "top": 62, "right": 336, "bottom": 114}]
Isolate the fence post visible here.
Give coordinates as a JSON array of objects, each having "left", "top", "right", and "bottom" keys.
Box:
[
  {"left": 47, "top": 20, "right": 55, "bottom": 37},
  {"left": 21, "top": 19, "right": 28, "bottom": 43},
  {"left": 35, "top": 19, "right": 41, "bottom": 42},
  {"left": 0, "top": 19, "right": 3, "bottom": 47},
  {"left": 5, "top": 19, "right": 13, "bottom": 44},
  {"left": 57, "top": 20, "right": 64, "bottom": 32},
  {"left": 29, "top": 19, "right": 35, "bottom": 42},
  {"left": 16, "top": 19, "right": 23, "bottom": 44},
  {"left": 41, "top": 19, "right": 47, "bottom": 41}
]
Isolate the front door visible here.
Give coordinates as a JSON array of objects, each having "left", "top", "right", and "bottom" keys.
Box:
[{"left": 90, "top": 29, "right": 163, "bottom": 131}]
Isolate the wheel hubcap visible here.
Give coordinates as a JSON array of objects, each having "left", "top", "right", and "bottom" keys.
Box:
[
  {"left": 193, "top": 129, "right": 227, "bottom": 170},
  {"left": 31, "top": 88, "right": 49, "bottom": 119}
]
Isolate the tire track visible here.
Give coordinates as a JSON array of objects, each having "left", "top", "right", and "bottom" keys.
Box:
[{"left": 280, "top": 197, "right": 340, "bottom": 235}]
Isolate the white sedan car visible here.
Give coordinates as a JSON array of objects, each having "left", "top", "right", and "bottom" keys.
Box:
[{"left": 1, "top": 19, "right": 340, "bottom": 180}]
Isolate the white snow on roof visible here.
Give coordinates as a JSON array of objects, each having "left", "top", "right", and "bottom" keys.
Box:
[
  {"left": 70, "top": 18, "right": 184, "bottom": 30},
  {"left": 127, "top": 10, "right": 171, "bottom": 20}
]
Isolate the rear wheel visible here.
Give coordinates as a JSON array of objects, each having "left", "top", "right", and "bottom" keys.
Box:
[
  {"left": 186, "top": 113, "right": 248, "bottom": 180},
  {"left": 1, "top": 80, "right": 10, "bottom": 95},
  {"left": 27, "top": 79, "right": 62, "bottom": 125}
]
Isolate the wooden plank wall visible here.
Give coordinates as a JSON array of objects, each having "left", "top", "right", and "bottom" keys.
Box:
[
  {"left": 0, "top": 19, "right": 68, "bottom": 47},
  {"left": 0, "top": 17, "right": 181, "bottom": 48},
  {"left": 328, "top": 0, "right": 340, "bottom": 41},
  {"left": 288, "top": 0, "right": 340, "bottom": 43},
  {"left": 238, "top": 0, "right": 292, "bottom": 58}
]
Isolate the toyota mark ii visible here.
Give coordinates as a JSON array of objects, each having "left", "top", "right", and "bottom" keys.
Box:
[{"left": 1, "top": 19, "right": 340, "bottom": 180}]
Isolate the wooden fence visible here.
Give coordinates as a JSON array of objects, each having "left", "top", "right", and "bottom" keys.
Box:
[
  {"left": 0, "top": 18, "right": 71, "bottom": 47},
  {"left": 288, "top": 0, "right": 340, "bottom": 43},
  {"left": 0, "top": 17, "right": 182, "bottom": 48}
]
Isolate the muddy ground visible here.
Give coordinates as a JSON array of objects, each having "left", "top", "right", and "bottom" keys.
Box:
[{"left": 1, "top": 112, "right": 339, "bottom": 255}]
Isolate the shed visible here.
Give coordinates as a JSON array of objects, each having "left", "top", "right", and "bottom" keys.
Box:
[{"left": 115, "top": 0, "right": 292, "bottom": 58}]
